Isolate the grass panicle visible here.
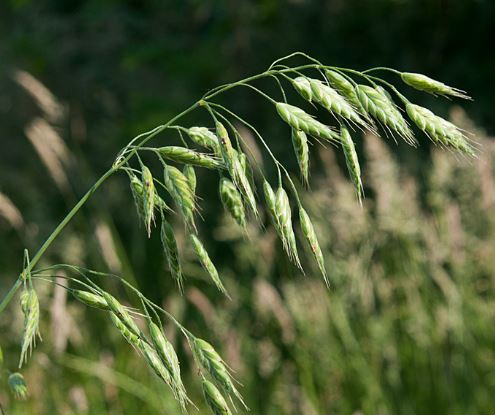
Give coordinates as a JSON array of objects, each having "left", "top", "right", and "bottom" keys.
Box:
[
  {"left": 276, "top": 102, "right": 339, "bottom": 142},
  {"left": 8, "top": 372, "right": 28, "bottom": 400},
  {"left": 401, "top": 72, "right": 471, "bottom": 100},
  {"left": 291, "top": 129, "right": 310, "bottom": 184},
  {"left": 19, "top": 287, "right": 41, "bottom": 368},
  {"left": 340, "top": 126, "right": 363, "bottom": 202},
  {"left": 190, "top": 234, "right": 229, "bottom": 297},
  {"left": 157, "top": 146, "right": 223, "bottom": 169},
  {"left": 161, "top": 219, "right": 184, "bottom": 292},
  {"left": 299, "top": 207, "right": 328, "bottom": 286},
  {"left": 164, "top": 165, "right": 196, "bottom": 228},
  {"left": 406, "top": 103, "right": 475, "bottom": 156}
]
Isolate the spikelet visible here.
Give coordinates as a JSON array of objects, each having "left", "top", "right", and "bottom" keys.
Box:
[
  {"left": 192, "top": 338, "right": 247, "bottom": 409},
  {"left": 138, "top": 340, "right": 176, "bottom": 392},
  {"left": 8, "top": 373, "right": 28, "bottom": 400},
  {"left": 215, "top": 122, "right": 237, "bottom": 178},
  {"left": 238, "top": 152, "right": 255, "bottom": 191},
  {"left": 406, "top": 103, "right": 475, "bottom": 156},
  {"left": 340, "top": 126, "right": 363, "bottom": 202},
  {"left": 187, "top": 126, "right": 220, "bottom": 151},
  {"left": 161, "top": 219, "right": 184, "bottom": 291},
  {"left": 157, "top": 146, "right": 223, "bottom": 169},
  {"left": 356, "top": 85, "right": 415, "bottom": 145},
  {"left": 71, "top": 289, "right": 110, "bottom": 310},
  {"left": 232, "top": 156, "right": 258, "bottom": 217},
  {"left": 325, "top": 70, "right": 368, "bottom": 116},
  {"left": 190, "top": 235, "right": 229, "bottom": 296},
  {"left": 130, "top": 174, "right": 171, "bottom": 225},
  {"left": 276, "top": 102, "right": 339, "bottom": 142},
  {"left": 101, "top": 292, "right": 141, "bottom": 337},
  {"left": 203, "top": 379, "right": 232, "bottom": 415},
  {"left": 307, "top": 78, "right": 368, "bottom": 127},
  {"left": 275, "top": 187, "right": 302, "bottom": 269},
  {"left": 401, "top": 72, "right": 471, "bottom": 100},
  {"left": 291, "top": 76, "right": 313, "bottom": 102},
  {"left": 141, "top": 166, "right": 155, "bottom": 237},
  {"left": 109, "top": 312, "right": 141, "bottom": 346},
  {"left": 291, "top": 129, "right": 309, "bottom": 184},
  {"left": 183, "top": 165, "right": 197, "bottom": 193},
  {"left": 164, "top": 165, "right": 196, "bottom": 228},
  {"left": 148, "top": 321, "right": 188, "bottom": 409},
  {"left": 19, "top": 287, "right": 41, "bottom": 368},
  {"left": 299, "top": 207, "right": 328, "bottom": 286},
  {"left": 219, "top": 178, "right": 246, "bottom": 228}
]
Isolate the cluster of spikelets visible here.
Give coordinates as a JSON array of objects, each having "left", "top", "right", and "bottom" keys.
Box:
[{"left": 11, "top": 54, "right": 475, "bottom": 414}]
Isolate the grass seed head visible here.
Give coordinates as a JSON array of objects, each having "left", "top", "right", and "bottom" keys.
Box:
[
  {"left": 130, "top": 174, "right": 171, "bottom": 226},
  {"left": 71, "top": 289, "right": 109, "bottom": 310},
  {"left": 102, "top": 292, "right": 141, "bottom": 337},
  {"left": 187, "top": 127, "right": 220, "bottom": 151},
  {"left": 232, "top": 156, "right": 258, "bottom": 217},
  {"left": 109, "top": 312, "right": 141, "bottom": 346},
  {"left": 203, "top": 379, "right": 232, "bottom": 415},
  {"left": 215, "top": 122, "right": 237, "bottom": 178},
  {"left": 276, "top": 102, "right": 339, "bottom": 142},
  {"left": 183, "top": 165, "right": 197, "bottom": 193},
  {"left": 8, "top": 372, "right": 28, "bottom": 400},
  {"left": 299, "top": 207, "right": 328, "bottom": 286},
  {"left": 19, "top": 287, "right": 41, "bottom": 368},
  {"left": 325, "top": 70, "right": 355, "bottom": 97},
  {"left": 401, "top": 72, "right": 471, "bottom": 100},
  {"left": 219, "top": 178, "right": 246, "bottom": 228},
  {"left": 161, "top": 219, "right": 184, "bottom": 292},
  {"left": 238, "top": 152, "right": 255, "bottom": 190},
  {"left": 139, "top": 340, "right": 172, "bottom": 385},
  {"left": 157, "top": 146, "right": 223, "bottom": 170},
  {"left": 406, "top": 103, "right": 475, "bottom": 156},
  {"left": 164, "top": 165, "right": 196, "bottom": 228},
  {"left": 190, "top": 234, "right": 229, "bottom": 296},
  {"left": 291, "top": 129, "right": 309, "bottom": 185},
  {"left": 340, "top": 126, "right": 363, "bottom": 202}
]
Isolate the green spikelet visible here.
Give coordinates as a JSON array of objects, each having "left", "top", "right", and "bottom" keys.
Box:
[
  {"left": 157, "top": 146, "right": 223, "bottom": 169},
  {"left": 71, "top": 289, "right": 110, "bottom": 310},
  {"left": 192, "top": 338, "right": 247, "bottom": 409},
  {"left": 340, "top": 126, "right": 363, "bottom": 202},
  {"left": 232, "top": 156, "right": 258, "bottom": 217},
  {"left": 19, "top": 287, "right": 41, "bottom": 368},
  {"left": 406, "top": 103, "right": 475, "bottom": 156},
  {"left": 401, "top": 72, "right": 471, "bottom": 100},
  {"left": 161, "top": 219, "right": 184, "bottom": 291},
  {"left": 139, "top": 340, "right": 172, "bottom": 385},
  {"left": 356, "top": 85, "right": 415, "bottom": 145},
  {"left": 292, "top": 76, "right": 313, "bottom": 102},
  {"left": 308, "top": 78, "right": 368, "bottom": 128},
  {"left": 183, "top": 165, "right": 197, "bottom": 193},
  {"left": 109, "top": 312, "right": 141, "bottom": 346},
  {"left": 219, "top": 178, "right": 246, "bottom": 228},
  {"left": 238, "top": 152, "right": 255, "bottom": 191},
  {"left": 215, "top": 122, "right": 237, "bottom": 178},
  {"left": 203, "top": 379, "right": 232, "bottom": 415},
  {"left": 325, "top": 69, "right": 367, "bottom": 116},
  {"left": 187, "top": 127, "right": 220, "bottom": 151},
  {"left": 102, "top": 292, "right": 141, "bottom": 337},
  {"left": 164, "top": 165, "right": 196, "bottom": 228},
  {"left": 299, "top": 207, "right": 328, "bottom": 286},
  {"left": 8, "top": 373, "right": 28, "bottom": 400},
  {"left": 190, "top": 235, "right": 229, "bottom": 297},
  {"left": 275, "top": 187, "right": 302, "bottom": 269},
  {"left": 291, "top": 129, "right": 309, "bottom": 184},
  {"left": 130, "top": 174, "right": 171, "bottom": 225},
  {"left": 141, "top": 165, "right": 155, "bottom": 237},
  {"left": 276, "top": 102, "right": 339, "bottom": 142}
]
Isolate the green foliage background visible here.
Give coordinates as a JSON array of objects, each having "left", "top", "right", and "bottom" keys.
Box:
[{"left": 0, "top": 1, "right": 494, "bottom": 414}]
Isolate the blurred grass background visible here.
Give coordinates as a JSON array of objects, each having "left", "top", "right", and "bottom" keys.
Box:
[{"left": 1, "top": 1, "right": 495, "bottom": 414}]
